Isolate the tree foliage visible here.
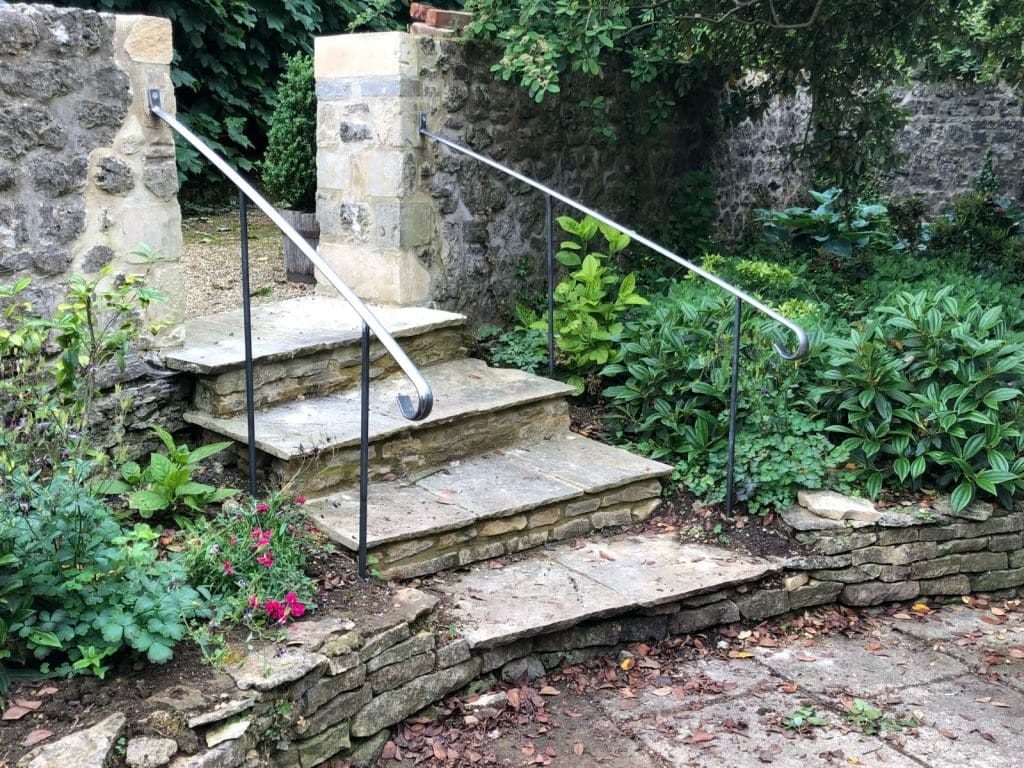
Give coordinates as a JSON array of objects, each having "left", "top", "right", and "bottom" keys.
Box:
[
  {"left": 464, "top": 0, "right": 1024, "bottom": 193},
  {"left": 52, "top": 0, "right": 397, "bottom": 191}
]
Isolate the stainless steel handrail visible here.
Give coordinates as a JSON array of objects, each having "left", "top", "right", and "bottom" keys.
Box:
[
  {"left": 148, "top": 90, "right": 433, "bottom": 421},
  {"left": 419, "top": 114, "right": 808, "bottom": 361}
]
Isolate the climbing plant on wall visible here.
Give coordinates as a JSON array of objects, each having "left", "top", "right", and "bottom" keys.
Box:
[{"left": 463, "top": 0, "right": 1024, "bottom": 195}]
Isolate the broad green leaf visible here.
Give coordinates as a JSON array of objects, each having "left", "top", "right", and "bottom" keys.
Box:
[{"left": 950, "top": 482, "right": 974, "bottom": 514}]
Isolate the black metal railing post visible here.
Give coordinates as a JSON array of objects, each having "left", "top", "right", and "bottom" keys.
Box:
[
  {"left": 358, "top": 322, "right": 371, "bottom": 580},
  {"left": 725, "top": 298, "right": 742, "bottom": 516},
  {"left": 238, "top": 192, "right": 258, "bottom": 498},
  {"left": 545, "top": 194, "right": 555, "bottom": 379}
]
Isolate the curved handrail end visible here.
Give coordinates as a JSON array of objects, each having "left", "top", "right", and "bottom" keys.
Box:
[
  {"left": 398, "top": 390, "right": 433, "bottom": 421},
  {"left": 419, "top": 112, "right": 427, "bottom": 133},
  {"left": 773, "top": 326, "right": 810, "bottom": 361}
]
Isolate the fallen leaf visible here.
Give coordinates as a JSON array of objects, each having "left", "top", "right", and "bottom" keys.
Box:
[
  {"left": 620, "top": 657, "right": 636, "bottom": 671},
  {"left": 1010, "top": 648, "right": 1024, "bottom": 659},
  {"left": 689, "top": 729, "right": 716, "bottom": 744},
  {"left": 539, "top": 686, "right": 560, "bottom": 696},
  {"left": 939, "top": 729, "right": 957, "bottom": 740},
  {"left": 432, "top": 741, "right": 447, "bottom": 761},
  {"left": 651, "top": 686, "right": 674, "bottom": 697},
  {"left": 911, "top": 603, "right": 930, "bottom": 613},
  {"left": 728, "top": 650, "right": 754, "bottom": 659},
  {"left": 599, "top": 550, "right": 616, "bottom": 561},
  {"left": 976, "top": 696, "right": 992, "bottom": 703},
  {"left": 797, "top": 654, "right": 817, "bottom": 662},
  {"left": 20, "top": 730, "right": 52, "bottom": 748},
  {"left": 778, "top": 681, "right": 799, "bottom": 694},
  {"left": 991, "top": 701, "right": 1010, "bottom": 708},
  {"left": 892, "top": 612, "right": 912, "bottom": 620},
  {"left": 522, "top": 743, "right": 535, "bottom": 756},
  {"left": 621, "top": 688, "right": 637, "bottom": 698},
  {"left": 573, "top": 742, "right": 584, "bottom": 756},
  {"left": 564, "top": 710, "right": 582, "bottom": 718},
  {"left": 381, "top": 741, "right": 397, "bottom": 760},
  {"left": 37, "top": 687, "right": 58, "bottom": 696},
  {"left": 2, "top": 706, "right": 31, "bottom": 721}
]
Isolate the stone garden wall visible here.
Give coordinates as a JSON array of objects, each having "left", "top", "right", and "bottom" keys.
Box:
[
  {"left": 314, "top": 32, "right": 700, "bottom": 327},
  {"left": 710, "top": 81, "right": 1024, "bottom": 238},
  {"left": 0, "top": 4, "right": 189, "bottom": 451},
  {"left": 18, "top": 493, "right": 1023, "bottom": 768}
]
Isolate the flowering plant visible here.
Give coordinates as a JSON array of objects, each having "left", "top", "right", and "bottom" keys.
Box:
[{"left": 178, "top": 492, "right": 317, "bottom": 625}]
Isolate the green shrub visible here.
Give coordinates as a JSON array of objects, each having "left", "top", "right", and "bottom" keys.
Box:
[
  {"left": 1, "top": 464, "right": 207, "bottom": 678},
  {"left": 602, "top": 279, "right": 842, "bottom": 512},
  {"left": 811, "top": 286, "right": 1024, "bottom": 510},
  {"left": 535, "top": 214, "right": 647, "bottom": 392},
  {"left": 261, "top": 53, "right": 317, "bottom": 211},
  {"left": 97, "top": 425, "right": 238, "bottom": 519},
  {"left": 475, "top": 324, "right": 548, "bottom": 375}
]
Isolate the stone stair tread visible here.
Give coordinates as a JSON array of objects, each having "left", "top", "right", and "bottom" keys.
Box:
[
  {"left": 184, "top": 358, "right": 576, "bottom": 460},
  {"left": 309, "top": 436, "right": 672, "bottom": 549},
  {"left": 435, "top": 535, "right": 782, "bottom": 648},
  {"left": 162, "top": 295, "right": 465, "bottom": 374}
]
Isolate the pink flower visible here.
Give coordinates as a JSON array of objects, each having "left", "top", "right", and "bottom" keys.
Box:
[
  {"left": 264, "top": 600, "right": 286, "bottom": 621},
  {"left": 250, "top": 528, "right": 272, "bottom": 547},
  {"left": 223, "top": 561, "right": 235, "bottom": 575},
  {"left": 256, "top": 503, "right": 269, "bottom": 513},
  {"left": 295, "top": 496, "right": 306, "bottom": 505},
  {"left": 248, "top": 595, "right": 260, "bottom": 608},
  {"left": 284, "top": 592, "right": 306, "bottom": 619},
  {"left": 257, "top": 551, "right": 275, "bottom": 568},
  {"left": 229, "top": 535, "right": 238, "bottom": 545}
]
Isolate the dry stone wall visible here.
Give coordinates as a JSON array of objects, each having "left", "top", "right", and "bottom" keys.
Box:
[
  {"left": 11, "top": 495, "right": 1023, "bottom": 768},
  {"left": 710, "top": 81, "right": 1024, "bottom": 238}
]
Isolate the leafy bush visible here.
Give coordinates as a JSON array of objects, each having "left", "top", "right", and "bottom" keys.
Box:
[
  {"left": 97, "top": 425, "right": 237, "bottom": 518},
  {"left": 811, "top": 287, "right": 1024, "bottom": 511},
  {"left": 178, "top": 493, "right": 317, "bottom": 626},
  {"left": 475, "top": 324, "right": 548, "bottom": 375},
  {"left": 602, "top": 278, "right": 842, "bottom": 512},
  {"left": 535, "top": 215, "right": 647, "bottom": 392},
  {"left": 261, "top": 53, "right": 317, "bottom": 211},
  {"left": 1, "top": 464, "right": 208, "bottom": 677}
]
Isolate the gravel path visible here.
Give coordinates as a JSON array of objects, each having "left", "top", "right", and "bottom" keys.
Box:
[{"left": 182, "top": 210, "right": 313, "bottom": 318}]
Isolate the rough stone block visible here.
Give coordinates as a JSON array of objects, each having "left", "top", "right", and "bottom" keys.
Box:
[
  {"left": 918, "top": 524, "right": 960, "bottom": 542},
  {"left": 630, "top": 498, "right": 661, "bottom": 522},
  {"left": 565, "top": 498, "right": 600, "bottom": 517},
  {"left": 315, "top": 32, "right": 413, "bottom": 80},
  {"left": 735, "top": 588, "right": 790, "bottom": 621},
  {"left": 970, "top": 568, "right": 1024, "bottom": 592},
  {"left": 875, "top": 527, "right": 921, "bottom": 545},
  {"left": 369, "top": 651, "right": 436, "bottom": 694},
  {"left": 796, "top": 531, "right": 877, "bottom": 555},
  {"left": 534, "top": 622, "right": 622, "bottom": 652},
  {"left": 789, "top": 580, "right": 843, "bottom": 610},
  {"left": 918, "top": 574, "right": 971, "bottom": 595},
  {"left": 936, "top": 537, "right": 989, "bottom": 556},
  {"left": 591, "top": 505, "right": 633, "bottom": 529},
  {"left": 435, "top": 639, "right": 470, "bottom": 669},
  {"left": 859, "top": 563, "right": 912, "bottom": 582},
  {"left": 477, "top": 515, "right": 528, "bottom": 537},
  {"left": 809, "top": 566, "right": 870, "bottom": 584},
  {"left": 600, "top": 480, "right": 662, "bottom": 506},
  {"left": 306, "top": 663, "right": 365, "bottom": 712},
  {"left": 122, "top": 16, "right": 173, "bottom": 64},
  {"left": 366, "top": 632, "right": 435, "bottom": 673},
  {"left": 527, "top": 506, "right": 561, "bottom": 528},
  {"left": 501, "top": 654, "right": 546, "bottom": 682},
  {"left": 457, "top": 540, "right": 506, "bottom": 566},
  {"left": 504, "top": 530, "right": 549, "bottom": 553},
  {"left": 619, "top": 614, "right": 669, "bottom": 642},
  {"left": 296, "top": 684, "right": 372, "bottom": 738},
  {"left": 1011, "top": 549, "right": 1024, "bottom": 569},
  {"left": 551, "top": 517, "right": 591, "bottom": 541},
  {"left": 840, "top": 580, "right": 920, "bottom": 606},
  {"left": 910, "top": 555, "right": 962, "bottom": 579},
  {"left": 296, "top": 720, "right": 350, "bottom": 768},
  {"left": 359, "top": 622, "right": 410, "bottom": 662},
  {"left": 959, "top": 551, "right": 1008, "bottom": 572},
  {"left": 669, "top": 600, "right": 740, "bottom": 635},
  {"left": 797, "top": 490, "right": 879, "bottom": 522},
  {"left": 988, "top": 533, "right": 1023, "bottom": 552},
  {"left": 852, "top": 542, "right": 938, "bottom": 566},
  {"left": 350, "top": 658, "right": 482, "bottom": 737},
  {"left": 321, "top": 631, "right": 361, "bottom": 658},
  {"left": 479, "top": 639, "right": 533, "bottom": 672}
]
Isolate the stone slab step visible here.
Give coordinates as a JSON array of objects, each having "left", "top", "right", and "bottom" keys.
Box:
[
  {"left": 161, "top": 296, "right": 467, "bottom": 417},
  {"left": 433, "top": 535, "right": 782, "bottom": 649},
  {"left": 307, "top": 434, "right": 673, "bottom": 577},
  {"left": 187, "top": 358, "right": 577, "bottom": 493}
]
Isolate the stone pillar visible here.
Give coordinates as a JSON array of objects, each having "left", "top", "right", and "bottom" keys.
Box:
[
  {"left": 0, "top": 4, "right": 184, "bottom": 339},
  {"left": 314, "top": 32, "right": 434, "bottom": 306}
]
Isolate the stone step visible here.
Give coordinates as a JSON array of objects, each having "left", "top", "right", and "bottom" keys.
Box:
[
  {"left": 186, "top": 358, "right": 577, "bottom": 495},
  {"left": 432, "top": 534, "right": 782, "bottom": 649},
  {"left": 162, "top": 296, "right": 467, "bottom": 416},
  {"left": 308, "top": 433, "right": 673, "bottom": 578}
]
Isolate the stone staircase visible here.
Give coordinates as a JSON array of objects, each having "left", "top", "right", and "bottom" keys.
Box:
[{"left": 162, "top": 295, "right": 673, "bottom": 577}]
